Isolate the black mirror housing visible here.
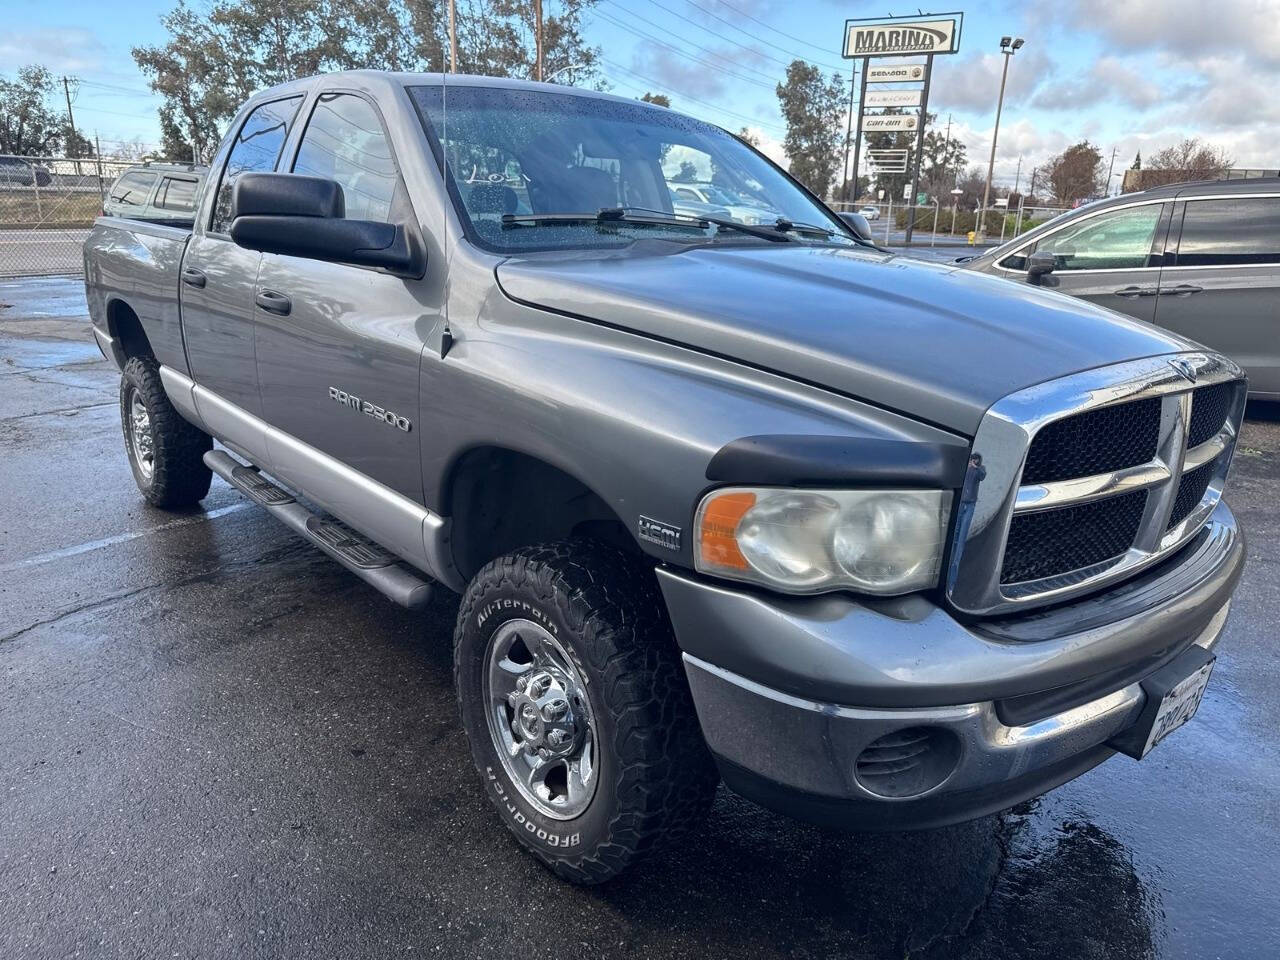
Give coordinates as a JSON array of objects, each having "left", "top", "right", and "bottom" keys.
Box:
[
  {"left": 837, "top": 211, "right": 874, "bottom": 243},
  {"left": 1026, "top": 250, "right": 1057, "bottom": 285},
  {"left": 231, "top": 214, "right": 426, "bottom": 278},
  {"left": 228, "top": 172, "right": 425, "bottom": 278},
  {"left": 232, "top": 173, "right": 344, "bottom": 220}
]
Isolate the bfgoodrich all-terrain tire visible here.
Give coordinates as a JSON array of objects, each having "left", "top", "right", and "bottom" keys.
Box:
[
  {"left": 120, "top": 356, "right": 213, "bottom": 508},
  {"left": 455, "top": 540, "right": 719, "bottom": 884}
]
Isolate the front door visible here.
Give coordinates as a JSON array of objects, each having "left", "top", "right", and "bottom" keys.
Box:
[
  {"left": 253, "top": 91, "right": 431, "bottom": 503},
  {"left": 182, "top": 95, "right": 304, "bottom": 417},
  {"left": 1029, "top": 201, "right": 1168, "bottom": 323},
  {"left": 1154, "top": 195, "right": 1280, "bottom": 397}
]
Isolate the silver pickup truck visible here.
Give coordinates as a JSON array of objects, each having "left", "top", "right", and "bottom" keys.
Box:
[{"left": 83, "top": 72, "right": 1247, "bottom": 884}]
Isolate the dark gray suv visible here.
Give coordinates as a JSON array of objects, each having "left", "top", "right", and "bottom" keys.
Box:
[{"left": 961, "top": 179, "right": 1280, "bottom": 399}]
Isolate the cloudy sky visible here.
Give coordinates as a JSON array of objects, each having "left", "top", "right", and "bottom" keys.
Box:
[{"left": 4, "top": 0, "right": 1277, "bottom": 189}]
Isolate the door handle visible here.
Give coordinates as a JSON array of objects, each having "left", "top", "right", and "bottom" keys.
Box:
[
  {"left": 1114, "top": 285, "right": 1158, "bottom": 298},
  {"left": 181, "top": 268, "right": 207, "bottom": 288},
  {"left": 1167, "top": 283, "right": 1204, "bottom": 297},
  {"left": 255, "top": 289, "right": 292, "bottom": 316}
]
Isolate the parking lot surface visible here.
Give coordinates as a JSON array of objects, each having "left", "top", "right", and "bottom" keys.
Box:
[{"left": 2, "top": 275, "right": 1277, "bottom": 959}]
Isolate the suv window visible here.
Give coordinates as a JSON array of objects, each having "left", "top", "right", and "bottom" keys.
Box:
[
  {"left": 1177, "top": 197, "right": 1280, "bottom": 266},
  {"left": 211, "top": 96, "right": 303, "bottom": 234},
  {"left": 157, "top": 177, "right": 198, "bottom": 212},
  {"left": 109, "top": 171, "right": 158, "bottom": 208},
  {"left": 1034, "top": 204, "right": 1162, "bottom": 271},
  {"left": 292, "top": 93, "right": 403, "bottom": 223}
]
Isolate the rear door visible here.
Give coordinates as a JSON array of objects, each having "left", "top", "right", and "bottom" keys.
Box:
[
  {"left": 181, "top": 95, "right": 303, "bottom": 417},
  {"left": 253, "top": 91, "right": 431, "bottom": 502},
  {"left": 1026, "top": 200, "right": 1168, "bottom": 322},
  {"left": 1154, "top": 194, "right": 1280, "bottom": 397}
]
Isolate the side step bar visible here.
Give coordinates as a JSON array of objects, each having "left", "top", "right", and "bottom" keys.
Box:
[{"left": 204, "top": 449, "right": 433, "bottom": 609}]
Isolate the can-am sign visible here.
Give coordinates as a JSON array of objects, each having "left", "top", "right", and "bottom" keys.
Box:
[{"left": 843, "top": 16, "right": 960, "bottom": 58}]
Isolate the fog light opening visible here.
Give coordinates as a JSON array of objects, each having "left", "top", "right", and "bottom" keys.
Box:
[{"left": 854, "top": 726, "right": 961, "bottom": 799}]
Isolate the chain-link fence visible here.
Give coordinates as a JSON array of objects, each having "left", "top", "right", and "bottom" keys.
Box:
[
  {"left": 831, "top": 199, "right": 1072, "bottom": 248},
  {"left": 0, "top": 155, "right": 135, "bottom": 278}
]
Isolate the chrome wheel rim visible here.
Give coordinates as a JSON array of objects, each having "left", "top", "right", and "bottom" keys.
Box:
[
  {"left": 127, "top": 389, "right": 156, "bottom": 481},
  {"left": 483, "top": 619, "right": 598, "bottom": 820}
]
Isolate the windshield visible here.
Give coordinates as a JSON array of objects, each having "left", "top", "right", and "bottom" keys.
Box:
[{"left": 409, "top": 84, "right": 851, "bottom": 253}]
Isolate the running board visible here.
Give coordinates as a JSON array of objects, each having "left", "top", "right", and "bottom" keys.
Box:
[{"left": 204, "top": 450, "right": 433, "bottom": 609}]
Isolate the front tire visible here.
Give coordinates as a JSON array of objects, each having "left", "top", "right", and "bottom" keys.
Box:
[
  {"left": 120, "top": 356, "right": 212, "bottom": 508},
  {"left": 454, "top": 540, "right": 718, "bottom": 884}
]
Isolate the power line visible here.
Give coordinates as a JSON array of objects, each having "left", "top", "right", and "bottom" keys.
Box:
[
  {"left": 594, "top": 8, "right": 780, "bottom": 91},
  {"left": 680, "top": 0, "right": 849, "bottom": 72},
  {"left": 599, "top": 0, "right": 780, "bottom": 84},
  {"left": 599, "top": 57, "right": 786, "bottom": 134},
  {"left": 631, "top": 0, "right": 800, "bottom": 72},
  {"left": 705, "top": 0, "right": 844, "bottom": 56}
]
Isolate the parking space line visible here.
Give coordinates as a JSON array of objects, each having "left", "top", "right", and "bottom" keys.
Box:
[{"left": 0, "top": 502, "right": 252, "bottom": 572}]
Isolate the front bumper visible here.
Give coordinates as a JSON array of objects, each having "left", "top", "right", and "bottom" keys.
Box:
[{"left": 658, "top": 500, "right": 1243, "bottom": 830}]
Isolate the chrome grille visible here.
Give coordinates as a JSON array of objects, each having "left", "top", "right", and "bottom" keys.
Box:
[{"left": 947, "top": 354, "right": 1246, "bottom": 616}]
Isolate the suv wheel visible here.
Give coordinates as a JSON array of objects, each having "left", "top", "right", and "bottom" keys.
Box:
[
  {"left": 454, "top": 540, "right": 718, "bottom": 884},
  {"left": 120, "top": 356, "right": 213, "bottom": 508}
]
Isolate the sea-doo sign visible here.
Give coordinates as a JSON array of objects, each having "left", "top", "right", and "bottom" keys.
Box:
[{"left": 843, "top": 16, "right": 961, "bottom": 58}]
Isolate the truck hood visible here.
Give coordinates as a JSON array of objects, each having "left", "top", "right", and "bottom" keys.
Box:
[{"left": 496, "top": 244, "right": 1196, "bottom": 436}]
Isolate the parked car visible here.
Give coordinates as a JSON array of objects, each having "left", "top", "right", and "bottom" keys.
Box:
[
  {"left": 668, "top": 181, "right": 775, "bottom": 224},
  {"left": 961, "top": 178, "right": 1280, "bottom": 399},
  {"left": 666, "top": 187, "right": 732, "bottom": 222},
  {"left": 0, "top": 155, "right": 52, "bottom": 187},
  {"left": 103, "top": 163, "right": 208, "bottom": 225},
  {"left": 858, "top": 204, "right": 881, "bottom": 221},
  {"left": 84, "top": 72, "right": 1246, "bottom": 884}
]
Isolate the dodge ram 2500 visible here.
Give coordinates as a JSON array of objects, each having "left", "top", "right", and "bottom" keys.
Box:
[{"left": 83, "top": 72, "right": 1247, "bottom": 884}]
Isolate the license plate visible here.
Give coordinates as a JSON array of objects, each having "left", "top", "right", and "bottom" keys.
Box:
[{"left": 1140, "top": 658, "right": 1215, "bottom": 757}]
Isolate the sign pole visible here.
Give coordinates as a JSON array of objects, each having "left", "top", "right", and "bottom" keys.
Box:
[
  {"left": 848, "top": 59, "right": 869, "bottom": 207},
  {"left": 903, "top": 54, "right": 933, "bottom": 246},
  {"left": 840, "top": 64, "right": 857, "bottom": 204}
]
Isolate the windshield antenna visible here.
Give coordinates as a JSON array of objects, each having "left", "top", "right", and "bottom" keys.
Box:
[{"left": 439, "top": 66, "right": 454, "bottom": 359}]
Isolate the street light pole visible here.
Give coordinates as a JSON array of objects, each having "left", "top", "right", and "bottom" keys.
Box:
[
  {"left": 979, "top": 36, "right": 1023, "bottom": 240},
  {"left": 840, "top": 65, "right": 857, "bottom": 204}
]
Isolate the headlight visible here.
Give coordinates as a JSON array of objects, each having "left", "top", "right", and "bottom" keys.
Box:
[{"left": 694, "top": 487, "right": 952, "bottom": 595}]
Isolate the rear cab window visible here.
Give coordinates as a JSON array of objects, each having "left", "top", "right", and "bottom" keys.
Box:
[
  {"left": 108, "top": 171, "right": 159, "bottom": 209},
  {"left": 157, "top": 177, "right": 199, "bottom": 213},
  {"left": 210, "top": 95, "right": 304, "bottom": 235}
]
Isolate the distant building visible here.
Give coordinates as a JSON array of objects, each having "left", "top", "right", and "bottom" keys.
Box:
[{"left": 1122, "top": 167, "right": 1279, "bottom": 193}]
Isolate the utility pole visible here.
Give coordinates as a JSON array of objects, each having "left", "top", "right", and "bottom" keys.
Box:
[
  {"left": 1106, "top": 145, "right": 1118, "bottom": 196},
  {"left": 448, "top": 0, "right": 458, "bottom": 73},
  {"left": 62, "top": 76, "right": 79, "bottom": 163},
  {"left": 979, "top": 36, "right": 1024, "bottom": 240},
  {"left": 840, "top": 65, "right": 857, "bottom": 204},
  {"left": 535, "top": 0, "right": 544, "bottom": 81}
]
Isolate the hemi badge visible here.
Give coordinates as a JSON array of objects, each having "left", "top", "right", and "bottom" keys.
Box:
[{"left": 638, "top": 516, "right": 682, "bottom": 551}]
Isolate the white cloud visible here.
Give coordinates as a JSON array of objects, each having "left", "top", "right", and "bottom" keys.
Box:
[{"left": 0, "top": 29, "right": 107, "bottom": 74}]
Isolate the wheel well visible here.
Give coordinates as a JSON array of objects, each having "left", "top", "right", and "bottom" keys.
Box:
[
  {"left": 107, "top": 300, "right": 153, "bottom": 361},
  {"left": 446, "top": 447, "right": 637, "bottom": 582}
]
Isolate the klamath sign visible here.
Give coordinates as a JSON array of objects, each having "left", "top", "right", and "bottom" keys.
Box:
[{"left": 843, "top": 16, "right": 960, "bottom": 58}]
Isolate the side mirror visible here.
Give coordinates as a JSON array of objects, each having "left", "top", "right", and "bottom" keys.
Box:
[
  {"left": 1026, "top": 250, "right": 1057, "bottom": 285},
  {"left": 837, "top": 211, "right": 874, "bottom": 243},
  {"left": 229, "top": 173, "right": 425, "bottom": 279}
]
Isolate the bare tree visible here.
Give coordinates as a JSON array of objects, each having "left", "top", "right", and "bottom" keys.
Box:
[
  {"left": 1045, "top": 141, "right": 1105, "bottom": 205},
  {"left": 1142, "top": 137, "right": 1233, "bottom": 187}
]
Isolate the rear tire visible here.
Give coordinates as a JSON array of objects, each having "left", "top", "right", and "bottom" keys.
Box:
[
  {"left": 120, "top": 356, "right": 212, "bottom": 508},
  {"left": 454, "top": 540, "right": 718, "bottom": 884}
]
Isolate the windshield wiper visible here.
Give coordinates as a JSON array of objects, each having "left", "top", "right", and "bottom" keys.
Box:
[{"left": 500, "top": 207, "right": 794, "bottom": 243}]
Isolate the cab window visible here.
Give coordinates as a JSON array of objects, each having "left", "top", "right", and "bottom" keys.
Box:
[
  {"left": 1176, "top": 197, "right": 1280, "bottom": 266},
  {"left": 109, "top": 171, "right": 158, "bottom": 207},
  {"left": 157, "top": 177, "right": 198, "bottom": 212},
  {"left": 210, "top": 96, "right": 303, "bottom": 234},
  {"left": 292, "top": 93, "right": 407, "bottom": 224},
  {"left": 1033, "top": 204, "right": 1162, "bottom": 271}
]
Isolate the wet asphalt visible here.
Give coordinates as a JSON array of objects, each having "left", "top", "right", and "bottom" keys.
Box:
[{"left": 1, "top": 274, "right": 1277, "bottom": 960}]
